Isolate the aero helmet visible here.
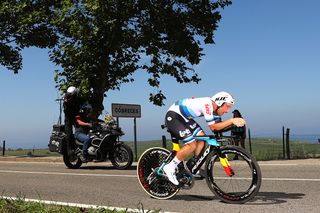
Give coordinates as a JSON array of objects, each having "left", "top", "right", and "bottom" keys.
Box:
[{"left": 211, "top": 91, "right": 234, "bottom": 107}]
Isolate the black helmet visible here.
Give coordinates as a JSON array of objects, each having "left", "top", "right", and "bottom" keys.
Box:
[
  {"left": 80, "top": 102, "right": 92, "bottom": 114},
  {"left": 232, "top": 109, "right": 242, "bottom": 118}
]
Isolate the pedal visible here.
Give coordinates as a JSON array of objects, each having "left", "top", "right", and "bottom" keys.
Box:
[{"left": 177, "top": 170, "right": 194, "bottom": 190}]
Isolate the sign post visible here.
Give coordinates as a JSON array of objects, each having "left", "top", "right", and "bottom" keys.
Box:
[
  {"left": 2, "top": 140, "right": 5, "bottom": 156},
  {"left": 111, "top": 103, "right": 141, "bottom": 161}
]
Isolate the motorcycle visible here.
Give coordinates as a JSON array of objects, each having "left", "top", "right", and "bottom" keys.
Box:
[{"left": 49, "top": 117, "right": 133, "bottom": 170}]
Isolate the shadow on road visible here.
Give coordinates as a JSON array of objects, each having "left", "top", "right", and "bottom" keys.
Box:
[
  {"left": 174, "top": 194, "right": 215, "bottom": 201},
  {"left": 78, "top": 165, "right": 137, "bottom": 170},
  {"left": 172, "top": 191, "right": 305, "bottom": 205},
  {"left": 248, "top": 192, "right": 305, "bottom": 205}
]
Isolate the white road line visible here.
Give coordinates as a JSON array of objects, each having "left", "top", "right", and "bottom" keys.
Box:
[
  {"left": 0, "top": 196, "right": 177, "bottom": 213},
  {"left": 0, "top": 170, "right": 136, "bottom": 178},
  {"left": 259, "top": 163, "right": 297, "bottom": 166},
  {"left": 262, "top": 177, "right": 320, "bottom": 182},
  {"left": 213, "top": 177, "right": 320, "bottom": 182},
  {"left": 1, "top": 170, "right": 319, "bottom": 182}
]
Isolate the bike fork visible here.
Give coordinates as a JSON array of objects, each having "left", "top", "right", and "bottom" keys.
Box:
[{"left": 219, "top": 155, "right": 235, "bottom": 177}]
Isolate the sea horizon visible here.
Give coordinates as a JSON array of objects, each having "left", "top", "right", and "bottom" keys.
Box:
[{"left": 250, "top": 133, "right": 320, "bottom": 144}]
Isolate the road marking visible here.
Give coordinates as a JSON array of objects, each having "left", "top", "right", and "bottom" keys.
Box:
[
  {"left": 0, "top": 170, "right": 136, "bottom": 178},
  {"left": 212, "top": 177, "right": 320, "bottom": 182},
  {"left": 262, "top": 177, "right": 320, "bottom": 182},
  {"left": 1, "top": 170, "right": 320, "bottom": 182},
  {"left": 259, "top": 163, "right": 297, "bottom": 166},
  {"left": 0, "top": 196, "right": 177, "bottom": 213}
]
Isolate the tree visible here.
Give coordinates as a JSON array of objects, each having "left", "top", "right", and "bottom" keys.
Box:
[
  {"left": 1, "top": 1, "right": 232, "bottom": 116},
  {"left": 51, "top": 0, "right": 232, "bottom": 117},
  {"left": 0, "top": 0, "right": 58, "bottom": 73}
]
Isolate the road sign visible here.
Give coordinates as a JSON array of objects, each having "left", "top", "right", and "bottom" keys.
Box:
[
  {"left": 111, "top": 103, "right": 141, "bottom": 161},
  {"left": 111, "top": 103, "right": 141, "bottom": 118}
]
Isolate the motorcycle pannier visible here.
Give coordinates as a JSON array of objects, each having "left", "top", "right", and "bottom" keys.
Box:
[{"left": 48, "top": 124, "right": 66, "bottom": 153}]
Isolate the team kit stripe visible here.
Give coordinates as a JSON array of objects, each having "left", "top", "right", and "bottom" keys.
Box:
[{"left": 182, "top": 127, "right": 202, "bottom": 143}]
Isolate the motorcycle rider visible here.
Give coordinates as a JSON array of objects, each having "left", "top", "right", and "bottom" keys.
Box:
[
  {"left": 74, "top": 102, "right": 94, "bottom": 162},
  {"left": 63, "top": 86, "right": 85, "bottom": 146},
  {"left": 163, "top": 91, "right": 246, "bottom": 185}
]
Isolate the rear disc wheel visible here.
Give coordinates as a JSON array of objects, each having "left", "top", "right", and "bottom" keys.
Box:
[{"left": 137, "top": 147, "right": 179, "bottom": 199}]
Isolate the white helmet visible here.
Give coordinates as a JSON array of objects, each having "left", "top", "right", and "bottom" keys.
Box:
[
  {"left": 66, "top": 86, "right": 79, "bottom": 96},
  {"left": 211, "top": 91, "right": 234, "bottom": 107}
]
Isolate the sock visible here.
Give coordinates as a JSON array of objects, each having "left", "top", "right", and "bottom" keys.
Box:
[{"left": 167, "top": 156, "right": 181, "bottom": 171}]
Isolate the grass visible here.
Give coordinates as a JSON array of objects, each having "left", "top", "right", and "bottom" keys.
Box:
[
  {"left": 248, "top": 138, "right": 320, "bottom": 160},
  {"left": 2, "top": 138, "right": 319, "bottom": 161},
  {"left": 124, "top": 138, "right": 320, "bottom": 161},
  {"left": 0, "top": 197, "right": 160, "bottom": 213},
  {"left": 2, "top": 149, "right": 60, "bottom": 157}
]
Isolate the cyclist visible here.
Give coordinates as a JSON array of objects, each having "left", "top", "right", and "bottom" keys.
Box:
[{"left": 163, "top": 91, "right": 246, "bottom": 185}]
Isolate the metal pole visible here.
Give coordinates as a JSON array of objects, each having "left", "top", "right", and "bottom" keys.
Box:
[
  {"left": 2, "top": 140, "right": 5, "bottom": 156},
  {"left": 116, "top": 117, "right": 120, "bottom": 142},
  {"left": 134, "top": 117, "right": 137, "bottom": 162},
  {"left": 282, "top": 126, "right": 285, "bottom": 159},
  {"left": 55, "top": 98, "right": 63, "bottom": 125},
  {"left": 285, "top": 128, "right": 290, "bottom": 159},
  {"left": 162, "top": 135, "right": 167, "bottom": 149},
  {"left": 248, "top": 128, "right": 252, "bottom": 154}
]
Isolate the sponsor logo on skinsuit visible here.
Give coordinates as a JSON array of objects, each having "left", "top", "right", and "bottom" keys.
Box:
[
  {"left": 179, "top": 129, "right": 191, "bottom": 137},
  {"left": 189, "top": 123, "right": 197, "bottom": 129},
  {"left": 205, "top": 104, "right": 211, "bottom": 115}
]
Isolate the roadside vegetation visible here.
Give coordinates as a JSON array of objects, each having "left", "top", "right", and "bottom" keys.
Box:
[
  {"left": 248, "top": 138, "right": 320, "bottom": 160},
  {"left": 125, "top": 138, "right": 320, "bottom": 161},
  {"left": 1, "top": 148, "right": 60, "bottom": 157},
  {"left": 2, "top": 138, "right": 320, "bottom": 161},
  {"left": 0, "top": 198, "right": 160, "bottom": 213}
]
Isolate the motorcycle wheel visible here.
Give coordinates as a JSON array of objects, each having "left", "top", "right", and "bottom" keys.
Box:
[
  {"left": 63, "top": 149, "right": 82, "bottom": 169},
  {"left": 110, "top": 143, "right": 133, "bottom": 170}
]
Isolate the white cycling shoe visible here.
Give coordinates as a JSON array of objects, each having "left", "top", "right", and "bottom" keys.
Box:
[{"left": 163, "top": 164, "right": 179, "bottom": 185}]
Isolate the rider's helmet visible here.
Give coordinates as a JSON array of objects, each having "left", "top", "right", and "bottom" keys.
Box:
[
  {"left": 211, "top": 91, "right": 235, "bottom": 107},
  {"left": 79, "top": 102, "right": 92, "bottom": 114},
  {"left": 64, "top": 86, "right": 79, "bottom": 101},
  {"left": 66, "top": 86, "right": 79, "bottom": 96}
]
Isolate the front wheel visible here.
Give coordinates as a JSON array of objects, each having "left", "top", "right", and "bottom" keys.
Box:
[
  {"left": 137, "top": 147, "right": 179, "bottom": 199},
  {"left": 205, "top": 146, "right": 261, "bottom": 204},
  {"left": 110, "top": 143, "right": 133, "bottom": 170}
]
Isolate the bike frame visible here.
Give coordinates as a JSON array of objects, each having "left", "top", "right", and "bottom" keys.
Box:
[{"left": 159, "top": 135, "right": 235, "bottom": 178}]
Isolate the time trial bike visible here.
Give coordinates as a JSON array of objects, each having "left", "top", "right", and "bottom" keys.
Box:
[{"left": 137, "top": 126, "right": 261, "bottom": 204}]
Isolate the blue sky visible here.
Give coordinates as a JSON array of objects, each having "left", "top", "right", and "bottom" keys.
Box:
[{"left": 1, "top": 0, "right": 320, "bottom": 148}]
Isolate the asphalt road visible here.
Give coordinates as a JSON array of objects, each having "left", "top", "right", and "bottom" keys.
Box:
[{"left": 0, "top": 157, "right": 319, "bottom": 213}]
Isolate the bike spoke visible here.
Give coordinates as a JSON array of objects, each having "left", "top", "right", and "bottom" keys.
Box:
[{"left": 205, "top": 146, "right": 261, "bottom": 203}]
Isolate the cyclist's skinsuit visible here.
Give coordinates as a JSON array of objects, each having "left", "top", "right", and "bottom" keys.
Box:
[{"left": 165, "top": 97, "right": 221, "bottom": 144}]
